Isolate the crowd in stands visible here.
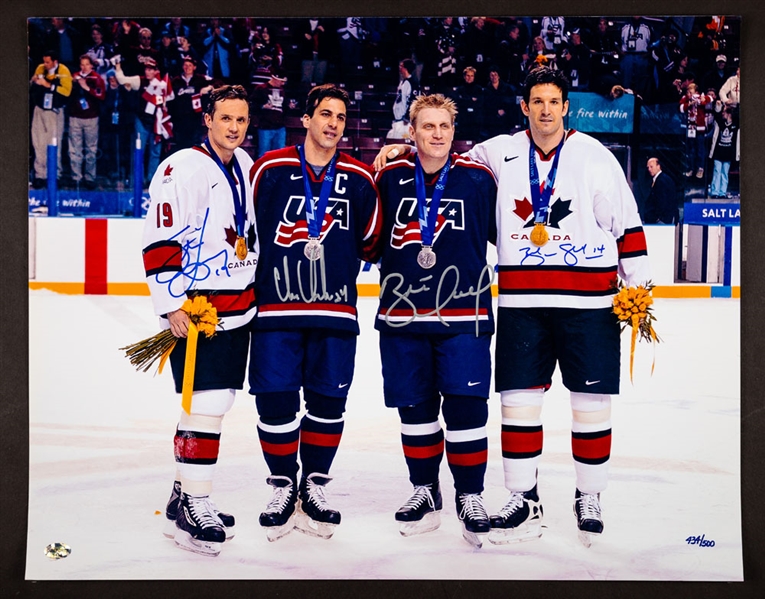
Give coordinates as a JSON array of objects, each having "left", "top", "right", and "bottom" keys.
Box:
[{"left": 28, "top": 15, "right": 740, "bottom": 202}]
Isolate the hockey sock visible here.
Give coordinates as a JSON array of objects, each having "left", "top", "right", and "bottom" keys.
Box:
[
  {"left": 299, "top": 390, "right": 346, "bottom": 477},
  {"left": 500, "top": 389, "right": 544, "bottom": 492},
  {"left": 398, "top": 394, "right": 444, "bottom": 486},
  {"left": 571, "top": 393, "right": 612, "bottom": 494},
  {"left": 442, "top": 395, "right": 488, "bottom": 494},
  {"left": 174, "top": 413, "right": 223, "bottom": 496},
  {"left": 255, "top": 391, "right": 302, "bottom": 483}
]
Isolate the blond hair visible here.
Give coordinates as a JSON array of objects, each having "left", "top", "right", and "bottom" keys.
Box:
[{"left": 409, "top": 94, "right": 458, "bottom": 127}]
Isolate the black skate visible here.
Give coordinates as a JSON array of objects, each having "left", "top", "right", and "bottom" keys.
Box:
[
  {"left": 395, "top": 481, "right": 442, "bottom": 537},
  {"left": 574, "top": 489, "right": 604, "bottom": 548},
  {"left": 488, "top": 485, "right": 544, "bottom": 545},
  {"left": 259, "top": 475, "right": 298, "bottom": 542},
  {"left": 174, "top": 492, "right": 226, "bottom": 556},
  {"left": 295, "top": 473, "right": 341, "bottom": 539},
  {"left": 456, "top": 492, "right": 491, "bottom": 548},
  {"left": 163, "top": 480, "right": 235, "bottom": 540}
]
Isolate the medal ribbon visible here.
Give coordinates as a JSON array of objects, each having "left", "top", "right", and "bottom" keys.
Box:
[
  {"left": 203, "top": 138, "right": 246, "bottom": 238},
  {"left": 414, "top": 155, "right": 451, "bottom": 247},
  {"left": 529, "top": 134, "right": 566, "bottom": 224},
  {"left": 298, "top": 144, "right": 338, "bottom": 239}
]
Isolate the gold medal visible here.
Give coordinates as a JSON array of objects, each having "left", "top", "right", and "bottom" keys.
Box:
[
  {"left": 235, "top": 236, "right": 248, "bottom": 260},
  {"left": 530, "top": 222, "right": 549, "bottom": 246}
]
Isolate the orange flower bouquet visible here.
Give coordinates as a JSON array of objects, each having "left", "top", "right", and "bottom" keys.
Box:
[{"left": 612, "top": 282, "right": 660, "bottom": 382}]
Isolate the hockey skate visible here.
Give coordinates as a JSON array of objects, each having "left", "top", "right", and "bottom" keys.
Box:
[
  {"left": 174, "top": 492, "right": 226, "bottom": 556},
  {"left": 163, "top": 480, "right": 235, "bottom": 540},
  {"left": 574, "top": 489, "right": 604, "bottom": 548},
  {"left": 259, "top": 475, "right": 298, "bottom": 542},
  {"left": 456, "top": 492, "right": 491, "bottom": 548},
  {"left": 487, "top": 486, "right": 544, "bottom": 545},
  {"left": 295, "top": 473, "right": 341, "bottom": 539},
  {"left": 395, "top": 482, "right": 442, "bottom": 537}
]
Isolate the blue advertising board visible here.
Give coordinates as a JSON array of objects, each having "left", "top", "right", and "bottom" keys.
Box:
[
  {"left": 683, "top": 202, "right": 740, "bottom": 226},
  {"left": 29, "top": 190, "right": 151, "bottom": 217},
  {"left": 565, "top": 92, "right": 634, "bottom": 134}
]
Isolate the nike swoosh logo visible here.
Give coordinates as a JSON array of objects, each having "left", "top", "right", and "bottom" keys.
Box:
[
  {"left": 211, "top": 182, "right": 219, "bottom": 188},
  {"left": 504, "top": 156, "right": 518, "bottom": 162},
  {"left": 467, "top": 381, "right": 481, "bottom": 387},
  {"left": 338, "top": 383, "right": 349, "bottom": 389},
  {"left": 399, "top": 178, "right": 414, "bottom": 185},
  {"left": 291, "top": 174, "right": 303, "bottom": 180},
  {"left": 585, "top": 380, "right": 600, "bottom": 386}
]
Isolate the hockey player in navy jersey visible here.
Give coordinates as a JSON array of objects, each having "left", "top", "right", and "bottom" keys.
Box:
[
  {"left": 375, "top": 94, "right": 498, "bottom": 548},
  {"left": 248, "top": 83, "right": 382, "bottom": 541},
  {"left": 374, "top": 67, "right": 652, "bottom": 547},
  {"left": 142, "top": 85, "right": 257, "bottom": 557}
]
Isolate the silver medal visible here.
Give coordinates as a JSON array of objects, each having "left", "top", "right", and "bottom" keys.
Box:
[
  {"left": 417, "top": 246, "right": 437, "bottom": 269},
  {"left": 304, "top": 238, "right": 322, "bottom": 261}
]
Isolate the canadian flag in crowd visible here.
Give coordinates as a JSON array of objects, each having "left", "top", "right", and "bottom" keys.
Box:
[
  {"left": 142, "top": 75, "right": 175, "bottom": 140},
  {"left": 191, "top": 93, "right": 202, "bottom": 113}
]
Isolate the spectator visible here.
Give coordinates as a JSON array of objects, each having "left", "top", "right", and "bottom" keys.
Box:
[
  {"left": 482, "top": 66, "right": 516, "bottom": 138},
  {"left": 122, "top": 27, "right": 159, "bottom": 77},
  {"left": 114, "top": 56, "right": 174, "bottom": 185},
  {"left": 46, "top": 18, "right": 83, "bottom": 72},
  {"left": 163, "top": 18, "right": 190, "bottom": 46},
  {"left": 701, "top": 54, "right": 730, "bottom": 99},
  {"left": 708, "top": 103, "right": 740, "bottom": 198},
  {"left": 719, "top": 66, "right": 740, "bottom": 109},
  {"left": 169, "top": 57, "right": 213, "bottom": 151},
  {"left": 650, "top": 29, "right": 683, "bottom": 102},
  {"left": 249, "top": 27, "right": 284, "bottom": 88},
  {"left": 455, "top": 66, "right": 484, "bottom": 141},
  {"left": 300, "top": 19, "right": 329, "bottom": 85},
  {"left": 29, "top": 49, "right": 72, "bottom": 188},
  {"left": 99, "top": 69, "right": 136, "bottom": 184},
  {"left": 643, "top": 157, "right": 678, "bottom": 224},
  {"left": 431, "top": 17, "right": 461, "bottom": 92},
  {"left": 157, "top": 31, "right": 182, "bottom": 78},
  {"left": 176, "top": 36, "right": 205, "bottom": 76},
  {"left": 495, "top": 22, "right": 526, "bottom": 92},
  {"left": 253, "top": 71, "right": 288, "bottom": 156},
  {"left": 679, "top": 82, "right": 712, "bottom": 178},
  {"left": 619, "top": 16, "right": 652, "bottom": 99},
  {"left": 337, "top": 17, "right": 365, "bottom": 79},
  {"left": 461, "top": 17, "right": 495, "bottom": 81},
  {"left": 540, "top": 16, "right": 567, "bottom": 53},
  {"left": 85, "top": 24, "right": 114, "bottom": 77},
  {"left": 203, "top": 18, "right": 233, "bottom": 82},
  {"left": 111, "top": 19, "right": 141, "bottom": 68},
  {"left": 388, "top": 58, "right": 418, "bottom": 139},
  {"left": 67, "top": 54, "right": 106, "bottom": 189},
  {"left": 525, "top": 35, "right": 556, "bottom": 73},
  {"left": 588, "top": 18, "right": 621, "bottom": 92}
]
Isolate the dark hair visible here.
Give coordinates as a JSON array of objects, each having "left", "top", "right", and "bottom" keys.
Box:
[
  {"left": 304, "top": 83, "right": 350, "bottom": 117},
  {"left": 400, "top": 59, "right": 416, "bottom": 75},
  {"left": 42, "top": 49, "right": 58, "bottom": 62},
  {"left": 523, "top": 66, "right": 570, "bottom": 104},
  {"left": 91, "top": 24, "right": 102, "bottom": 34},
  {"left": 204, "top": 84, "right": 250, "bottom": 118}
]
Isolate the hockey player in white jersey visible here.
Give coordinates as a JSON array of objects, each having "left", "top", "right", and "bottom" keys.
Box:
[
  {"left": 374, "top": 67, "right": 652, "bottom": 547},
  {"left": 142, "top": 85, "right": 257, "bottom": 556}
]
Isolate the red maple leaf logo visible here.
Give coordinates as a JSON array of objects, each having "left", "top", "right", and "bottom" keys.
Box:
[
  {"left": 512, "top": 197, "right": 534, "bottom": 222},
  {"left": 164, "top": 164, "right": 173, "bottom": 177}
]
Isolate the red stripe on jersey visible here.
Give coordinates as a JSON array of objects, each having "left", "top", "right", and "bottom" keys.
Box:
[
  {"left": 446, "top": 449, "right": 488, "bottom": 467},
  {"left": 84, "top": 219, "right": 108, "bottom": 295},
  {"left": 174, "top": 434, "right": 220, "bottom": 461},
  {"left": 571, "top": 431, "right": 612, "bottom": 461},
  {"left": 205, "top": 287, "right": 257, "bottom": 315},
  {"left": 300, "top": 431, "right": 342, "bottom": 448},
  {"left": 403, "top": 440, "right": 445, "bottom": 459},
  {"left": 501, "top": 428, "right": 543, "bottom": 453},
  {"left": 143, "top": 242, "right": 182, "bottom": 274},
  {"left": 617, "top": 227, "right": 648, "bottom": 257},
  {"left": 260, "top": 439, "right": 299, "bottom": 456},
  {"left": 381, "top": 308, "right": 489, "bottom": 317},
  {"left": 258, "top": 302, "right": 357, "bottom": 315},
  {"left": 498, "top": 268, "right": 617, "bottom": 292}
]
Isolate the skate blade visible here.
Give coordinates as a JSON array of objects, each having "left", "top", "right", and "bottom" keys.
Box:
[
  {"left": 173, "top": 529, "right": 222, "bottom": 557},
  {"left": 264, "top": 513, "right": 297, "bottom": 542},
  {"left": 578, "top": 530, "right": 600, "bottom": 548},
  {"left": 222, "top": 525, "right": 235, "bottom": 541},
  {"left": 460, "top": 525, "right": 486, "bottom": 549},
  {"left": 294, "top": 510, "right": 336, "bottom": 539},
  {"left": 166, "top": 518, "right": 235, "bottom": 542},
  {"left": 487, "top": 522, "right": 542, "bottom": 545},
  {"left": 398, "top": 511, "right": 441, "bottom": 537}
]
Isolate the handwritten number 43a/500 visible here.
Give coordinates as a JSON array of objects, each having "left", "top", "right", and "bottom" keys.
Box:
[
  {"left": 157, "top": 202, "right": 174, "bottom": 228},
  {"left": 686, "top": 534, "right": 715, "bottom": 547}
]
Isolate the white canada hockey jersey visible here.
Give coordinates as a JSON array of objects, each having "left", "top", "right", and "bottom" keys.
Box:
[
  {"left": 142, "top": 145, "right": 258, "bottom": 330},
  {"left": 467, "top": 129, "right": 651, "bottom": 309}
]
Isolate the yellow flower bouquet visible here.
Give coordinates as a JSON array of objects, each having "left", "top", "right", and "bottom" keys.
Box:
[
  {"left": 121, "top": 295, "right": 219, "bottom": 373},
  {"left": 612, "top": 282, "right": 660, "bottom": 382}
]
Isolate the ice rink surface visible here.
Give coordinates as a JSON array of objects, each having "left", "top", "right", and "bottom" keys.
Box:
[{"left": 27, "top": 291, "right": 741, "bottom": 581}]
